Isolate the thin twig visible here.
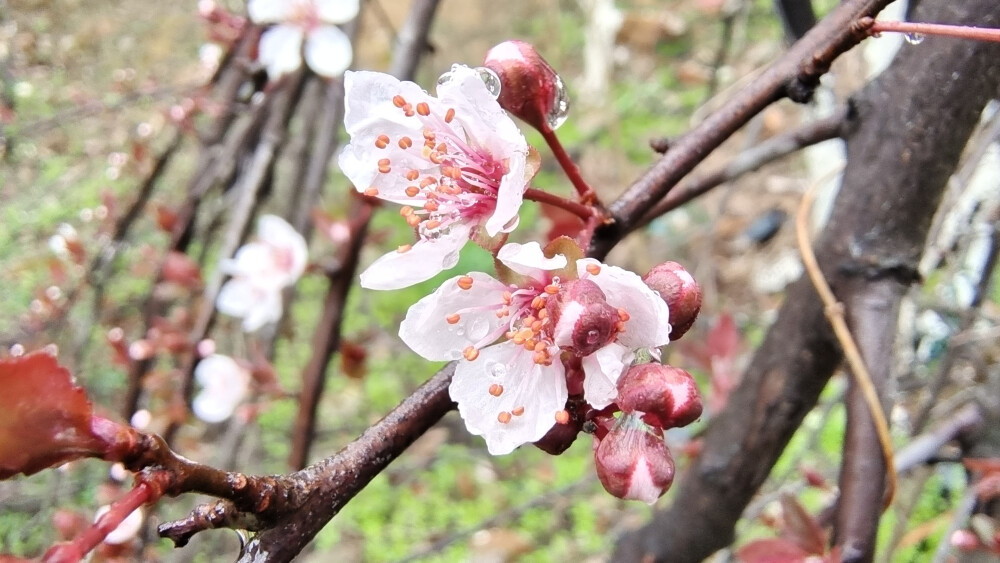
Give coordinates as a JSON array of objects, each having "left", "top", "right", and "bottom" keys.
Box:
[{"left": 795, "top": 182, "right": 897, "bottom": 507}]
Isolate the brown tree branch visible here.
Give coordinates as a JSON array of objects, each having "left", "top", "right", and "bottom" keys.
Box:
[
  {"left": 612, "top": 0, "right": 1000, "bottom": 560},
  {"left": 588, "top": 0, "right": 893, "bottom": 260},
  {"left": 637, "top": 110, "right": 844, "bottom": 229}
]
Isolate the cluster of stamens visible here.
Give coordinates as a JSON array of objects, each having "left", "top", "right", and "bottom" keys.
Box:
[
  {"left": 445, "top": 275, "right": 573, "bottom": 425},
  {"left": 362, "top": 93, "right": 505, "bottom": 253}
]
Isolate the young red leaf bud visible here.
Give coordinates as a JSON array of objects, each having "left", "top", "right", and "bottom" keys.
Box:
[
  {"left": 617, "top": 363, "right": 703, "bottom": 429},
  {"left": 594, "top": 414, "right": 675, "bottom": 504},
  {"left": 546, "top": 279, "right": 620, "bottom": 357},
  {"left": 642, "top": 261, "right": 702, "bottom": 340},
  {"left": 483, "top": 40, "right": 569, "bottom": 132}
]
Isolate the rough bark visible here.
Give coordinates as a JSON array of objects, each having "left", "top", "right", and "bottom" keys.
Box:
[{"left": 612, "top": 0, "right": 1000, "bottom": 560}]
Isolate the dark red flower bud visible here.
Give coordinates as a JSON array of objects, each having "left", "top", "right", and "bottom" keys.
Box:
[
  {"left": 546, "top": 279, "right": 619, "bottom": 357},
  {"left": 594, "top": 414, "right": 675, "bottom": 504},
  {"left": 617, "top": 363, "right": 702, "bottom": 429},
  {"left": 483, "top": 40, "right": 570, "bottom": 132},
  {"left": 642, "top": 261, "right": 702, "bottom": 340}
]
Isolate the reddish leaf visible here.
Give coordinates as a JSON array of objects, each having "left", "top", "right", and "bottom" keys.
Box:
[
  {"left": 737, "top": 538, "right": 810, "bottom": 563},
  {"left": 0, "top": 352, "right": 106, "bottom": 479},
  {"left": 779, "top": 494, "right": 827, "bottom": 555},
  {"left": 964, "top": 458, "right": 1000, "bottom": 475}
]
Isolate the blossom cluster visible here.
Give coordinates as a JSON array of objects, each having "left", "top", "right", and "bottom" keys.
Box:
[
  {"left": 334, "top": 44, "right": 706, "bottom": 504},
  {"left": 207, "top": 29, "right": 706, "bottom": 503}
]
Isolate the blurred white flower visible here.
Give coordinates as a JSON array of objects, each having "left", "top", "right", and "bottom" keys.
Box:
[
  {"left": 216, "top": 214, "right": 307, "bottom": 332},
  {"left": 192, "top": 354, "right": 251, "bottom": 423},
  {"left": 248, "top": 0, "right": 358, "bottom": 79}
]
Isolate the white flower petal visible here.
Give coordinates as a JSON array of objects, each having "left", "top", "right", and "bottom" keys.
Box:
[
  {"left": 399, "top": 272, "right": 509, "bottom": 361},
  {"left": 247, "top": 0, "right": 295, "bottom": 24},
  {"left": 338, "top": 71, "right": 441, "bottom": 198},
  {"left": 578, "top": 259, "right": 671, "bottom": 349},
  {"left": 582, "top": 342, "right": 634, "bottom": 409},
  {"left": 485, "top": 150, "right": 527, "bottom": 236},
  {"left": 256, "top": 214, "right": 308, "bottom": 282},
  {"left": 221, "top": 242, "right": 272, "bottom": 278},
  {"left": 216, "top": 279, "right": 258, "bottom": 318},
  {"left": 315, "top": 0, "right": 359, "bottom": 24},
  {"left": 497, "top": 242, "right": 567, "bottom": 279},
  {"left": 304, "top": 26, "right": 352, "bottom": 77},
  {"left": 194, "top": 354, "right": 243, "bottom": 386},
  {"left": 258, "top": 25, "right": 305, "bottom": 80},
  {"left": 437, "top": 65, "right": 526, "bottom": 158},
  {"left": 450, "top": 342, "right": 568, "bottom": 455},
  {"left": 240, "top": 289, "right": 284, "bottom": 332},
  {"left": 359, "top": 223, "right": 471, "bottom": 290},
  {"left": 193, "top": 391, "right": 240, "bottom": 423}
]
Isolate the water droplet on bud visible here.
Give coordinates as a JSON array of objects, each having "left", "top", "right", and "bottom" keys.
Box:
[
  {"left": 547, "top": 74, "right": 570, "bottom": 129},
  {"left": 904, "top": 32, "right": 925, "bottom": 45}
]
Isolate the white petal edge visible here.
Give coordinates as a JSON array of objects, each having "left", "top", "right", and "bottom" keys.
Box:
[
  {"left": 304, "top": 26, "right": 353, "bottom": 78},
  {"left": 497, "top": 242, "right": 566, "bottom": 279},
  {"left": 359, "top": 223, "right": 471, "bottom": 290},
  {"left": 578, "top": 259, "right": 671, "bottom": 349},
  {"left": 258, "top": 25, "right": 305, "bottom": 80},
  {"left": 484, "top": 150, "right": 527, "bottom": 236},
  {"left": 582, "top": 341, "right": 633, "bottom": 409},
  {"left": 315, "top": 0, "right": 360, "bottom": 24},
  {"left": 399, "top": 272, "right": 509, "bottom": 361},
  {"left": 247, "top": 0, "right": 295, "bottom": 23},
  {"left": 450, "top": 342, "right": 567, "bottom": 455}
]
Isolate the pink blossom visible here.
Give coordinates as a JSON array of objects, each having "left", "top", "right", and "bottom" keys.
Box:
[
  {"left": 192, "top": 354, "right": 251, "bottom": 423},
  {"left": 338, "top": 66, "right": 532, "bottom": 290},
  {"left": 216, "top": 215, "right": 307, "bottom": 332},
  {"left": 399, "top": 242, "right": 670, "bottom": 454},
  {"left": 248, "top": 0, "right": 357, "bottom": 79}
]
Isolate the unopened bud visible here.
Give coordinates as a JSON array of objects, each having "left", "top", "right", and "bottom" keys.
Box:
[
  {"left": 483, "top": 40, "right": 569, "bottom": 132},
  {"left": 642, "top": 261, "right": 701, "bottom": 340},
  {"left": 617, "top": 363, "right": 702, "bottom": 429},
  {"left": 594, "top": 414, "right": 674, "bottom": 504},
  {"left": 547, "top": 279, "right": 619, "bottom": 357}
]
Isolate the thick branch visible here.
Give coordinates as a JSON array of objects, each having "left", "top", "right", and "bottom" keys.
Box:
[
  {"left": 612, "top": 0, "right": 1000, "bottom": 560},
  {"left": 588, "top": 0, "right": 892, "bottom": 259}
]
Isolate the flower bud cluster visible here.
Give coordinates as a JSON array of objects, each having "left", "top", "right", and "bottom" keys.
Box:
[{"left": 591, "top": 261, "right": 704, "bottom": 504}]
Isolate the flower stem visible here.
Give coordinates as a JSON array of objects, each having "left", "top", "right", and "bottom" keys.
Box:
[
  {"left": 865, "top": 19, "right": 1000, "bottom": 43},
  {"left": 43, "top": 483, "right": 156, "bottom": 563},
  {"left": 524, "top": 187, "right": 597, "bottom": 221},
  {"left": 539, "top": 124, "right": 598, "bottom": 203}
]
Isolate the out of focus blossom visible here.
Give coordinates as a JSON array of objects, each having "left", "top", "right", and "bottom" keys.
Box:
[
  {"left": 192, "top": 354, "right": 251, "bottom": 423},
  {"left": 248, "top": 0, "right": 357, "bottom": 79},
  {"left": 216, "top": 214, "right": 307, "bottom": 332}
]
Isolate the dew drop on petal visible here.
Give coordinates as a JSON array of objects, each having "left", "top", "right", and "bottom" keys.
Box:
[
  {"left": 904, "top": 32, "right": 925, "bottom": 45},
  {"left": 474, "top": 66, "right": 502, "bottom": 99},
  {"left": 547, "top": 74, "right": 570, "bottom": 130},
  {"left": 489, "top": 362, "right": 507, "bottom": 378},
  {"left": 467, "top": 316, "right": 490, "bottom": 341}
]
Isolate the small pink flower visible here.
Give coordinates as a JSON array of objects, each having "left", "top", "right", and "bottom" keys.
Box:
[
  {"left": 248, "top": 0, "right": 357, "bottom": 79},
  {"left": 192, "top": 354, "right": 251, "bottom": 423},
  {"left": 399, "top": 242, "right": 670, "bottom": 454},
  {"left": 338, "top": 66, "right": 532, "bottom": 290},
  {"left": 216, "top": 215, "right": 307, "bottom": 332}
]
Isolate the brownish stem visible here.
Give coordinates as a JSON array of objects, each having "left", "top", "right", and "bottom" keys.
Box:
[
  {"left": 637, "top": 111, "right": 844, "bottom": 228},
  {"left": 288, "top": 201, "right": 371, "bottom": 469}
]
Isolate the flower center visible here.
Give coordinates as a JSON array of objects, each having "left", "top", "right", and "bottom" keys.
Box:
[
  {"left": 365, "top": 94, "right": 508, "bottom": 251},
  {"left": 289, "top": 1, "right": 321, "bottom": 31}
]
